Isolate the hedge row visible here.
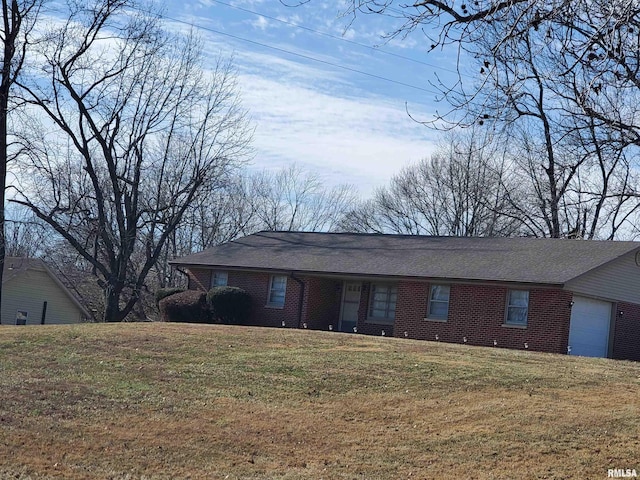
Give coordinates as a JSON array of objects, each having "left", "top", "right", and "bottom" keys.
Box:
[
  {"left": 155, "top": 287, "right": 185, "bottom": 305},
  {"left": 157, "top": 286, "right": 251, "bottom": 325}
]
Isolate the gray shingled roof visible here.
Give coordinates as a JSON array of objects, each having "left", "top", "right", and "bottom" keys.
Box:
[{"left": 170, "top": 231, "right": 640, "bottom": 285}]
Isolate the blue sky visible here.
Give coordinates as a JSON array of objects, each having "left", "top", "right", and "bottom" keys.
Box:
[{"left": 162, "top": 0, "right": 460, "bottom": 195}]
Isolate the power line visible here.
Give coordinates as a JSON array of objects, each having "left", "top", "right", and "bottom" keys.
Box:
[
  {"left": 208, "top": 0, "right": 459, "bottom": 75},
  {"left": 157, "top": 11, "right": 441, "bottom": 96}
]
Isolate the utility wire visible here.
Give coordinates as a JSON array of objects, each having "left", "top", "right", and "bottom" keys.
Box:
[
  {"left": 209, "top": 0, "right": 459, "bottom": 75},
  {"left": 157, "top": 11, "right": 442, "bottom": 96}
]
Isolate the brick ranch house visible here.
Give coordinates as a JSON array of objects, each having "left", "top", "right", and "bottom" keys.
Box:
[{"left": 170, "top": 231, "right": 640, "bottom": 361}]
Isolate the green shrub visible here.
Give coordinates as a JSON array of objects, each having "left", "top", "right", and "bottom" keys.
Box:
[
  {"left": 206, "top": 286, "right": 252, "bottom": 325},
  {"left": 158, "top": 290, "right": 210, "bottom": 324},
  {"left": 155, "top": 287, "right": 185, "bottom": 306}
]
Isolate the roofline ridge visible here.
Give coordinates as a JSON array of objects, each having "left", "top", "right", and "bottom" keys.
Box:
[
  {"left": 254, "top": 230, "right": 640, "bottom": 243},
  {"left": 257, "top": 230, "right": 469, "bottom": 240}
]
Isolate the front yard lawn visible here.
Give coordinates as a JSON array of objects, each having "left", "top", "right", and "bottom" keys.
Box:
[{"left": 1, "top": 323, "right": 638, "bottom": 479}]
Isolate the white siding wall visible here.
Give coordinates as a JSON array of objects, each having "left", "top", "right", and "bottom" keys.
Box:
[
  {"left": 1, "top": 270, "right": 83, "bottom": 325},
  {"left": 565, "top": 250, "right": 640, "bottom": 304}
]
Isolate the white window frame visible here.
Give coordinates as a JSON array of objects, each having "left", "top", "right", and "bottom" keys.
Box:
[
  {"left": 211, "top": 270, "right": 228, "bottom": 288},
  {"left": 367, "top": 283, "right": 397, "bottom": 325},
  {"left": 505, "top": 289, "right": 529, "bottom": 326},
  {"left": 427, "top": 284, "right": 450, "bottom": 321},
  {"left": 267, "top": 275, "right": 287, "bottom": 308}
]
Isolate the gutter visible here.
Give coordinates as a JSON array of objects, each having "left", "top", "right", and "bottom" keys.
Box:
[
  {"left": 289, "top": 272, "right": 305, "bottom": 329},
  {"left": 175, "top": 266, "right": 189, "bottom": 279},
  {"left": 167, "top": 263, "right": 563, "bottom": 289},
  {"left": 169, "top": 266, "right": 191, "bottom": 289}
]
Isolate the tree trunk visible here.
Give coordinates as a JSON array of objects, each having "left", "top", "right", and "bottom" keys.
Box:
[
  {"left": 0, "top": 100, "right": 6, "bottom": 325},
  {"left": 0, "top": 0, "right": 13, "bottom": 325},
  {"left": 103, "top": 285, "right": 124, "bottom": 323}
]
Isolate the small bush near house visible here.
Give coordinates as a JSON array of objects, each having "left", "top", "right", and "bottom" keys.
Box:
[
  {"left": 206, "top": 286, "right": 252, "bottom": 325},
  {"left": 155, "top": 287, "right": 185, "bottom": 306},
  {"left": 158, "top": 290, "right": 210, "bottom": 323}
]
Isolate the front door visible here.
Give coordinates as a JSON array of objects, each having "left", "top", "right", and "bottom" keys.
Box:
[{"left": 339, "top": 282, "right": 361, "bottom": 333}]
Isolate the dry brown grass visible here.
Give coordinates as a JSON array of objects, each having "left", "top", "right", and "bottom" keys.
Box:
[{"left": 1, "top": 323, "right": 639, "bottom": 479}]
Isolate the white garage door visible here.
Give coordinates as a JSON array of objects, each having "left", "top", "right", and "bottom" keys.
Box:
[{"left": 568, "top": 296, "right": 611, "bottom": 358}]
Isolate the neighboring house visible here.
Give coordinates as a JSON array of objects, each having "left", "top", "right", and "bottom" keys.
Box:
[
  {"left": 1, "top": 257, "right": 90, "bottom": 325},
  {"left": 170, "top": 231, "right": 640, "bottom": 361}
]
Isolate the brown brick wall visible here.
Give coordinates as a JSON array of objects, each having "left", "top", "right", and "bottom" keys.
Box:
[
  {"left": 186, "top": 269, "right": 586, "bottom": 356},
  {"left": 612, "top": 302, "right": 640, "bottom": 361},
  {"left": 228, "top": 271, "right": 301, "bottom": 328},
  {"left": 301, "top": 277, "right": 342, "bottom": 330},
  {"left": 186, "top": 268, "right": 301, "bottom": 328},
  {"left": 187, "top": 269, "right": 344, "bottom": 331},
  {"left": 393, "top": 281, "right": 573, "bottom": 354},
  {"left": 187, "top": 268, "right": 211, "bottom": 291}
]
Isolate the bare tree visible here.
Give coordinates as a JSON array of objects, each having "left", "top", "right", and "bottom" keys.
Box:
[
  {"left": 333, "top": 0, "right": 640, "bottom": 238},
  {"left": 557, "top": 114, "right": 640, "bottom": 240},
  {"left": 0, "top": 0, "right": 41, "bottom": 322},
  {"left": 250, "top": 164, "right": 357, "bottom": 232},
  {"left": 4, "top": 204, "right": 47, "bottom": 257},
  {"left": 11, "top": 0, "right": 252, "bottom": 321},
  {"left": 155, "top": 174, "right": 258, "bottom": 289},
  {"left": 339, "top": 130, "right": 523, "bottom": 236}
]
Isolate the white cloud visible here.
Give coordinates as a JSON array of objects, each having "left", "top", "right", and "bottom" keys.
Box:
[
  {"left": 238, "top": 74, "right": 437, "bottom": 194},
  {"left": 166, "top": 1, "right": 442, "bottom": 197},
  {"left": 249, "top": 15, "right": 270, "bottom": 31}
]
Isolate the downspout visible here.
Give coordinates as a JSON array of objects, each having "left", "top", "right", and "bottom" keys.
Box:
[
  {"left": 289, "top": 272, "right": 305, "bottom": 329},
  {"left": 40, "top": 301, "right": 47, "bottom": 325},
  {"left": 175, "top": 266, "right": 190, "bottom": 288}
]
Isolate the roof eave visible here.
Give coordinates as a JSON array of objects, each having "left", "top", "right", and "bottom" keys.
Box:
[{"left": 172, "top": 263, "right": 564, "bottom": 288}]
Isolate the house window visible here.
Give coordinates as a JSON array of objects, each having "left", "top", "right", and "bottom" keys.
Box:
[
  {"left": 506, "top": 290, "right": 529, "bottom": 326},
  {"left": 268, "top": 275, "right": 287, "bottom": 307},
  {"left": 428, "top": 285, "right": 450, "bottom": 319},
  {"left": 368, "top": 283, "right": 397, "bottom": 323},
  {"left": 211, "top": 270, "right": 228, "bottom": 287}
]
